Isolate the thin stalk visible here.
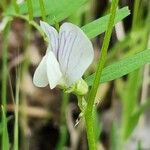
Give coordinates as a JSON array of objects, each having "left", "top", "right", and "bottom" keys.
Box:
[
  {"left": 1, "top": 106, "right": 9, "bottom": 150},
  {"left": 1, "top": 21, "right": 11, "bottom": 150},
  {"left": 131, "top": 0, "right": 141, "bottom": 30},
  {"left": 39, "top": 0, "right": 46, "bottom": 21},
  {"left": 9, "top": 14, "right": 46, "bottom": 40},
  {"left": 27, "top": 0, "right": 33, "bottom": 20},
  {"left": 12, "top": 0, "right": 19, "bottom": 13},
  {"left": 56, "top": 93, "right": 69, "bottom": 150},
  {"left": 0, "top": 1, "right": 6, "bottom": 11},
  {"left": 1, "top": 22, "right": 10, "bottom": 109},
  {"left": 13, "top": 69, "right": 20, "bottom": 150},
  {"left": 19, "top": 24, "right": 31, "bottom": 150},
  {"left": 84, "top": 0, "right": 119, "bottom": 149}
]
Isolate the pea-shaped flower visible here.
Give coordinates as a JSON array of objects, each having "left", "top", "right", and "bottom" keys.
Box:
[{"left": 33, "top": 21, "right": 94, "bottom": 90}]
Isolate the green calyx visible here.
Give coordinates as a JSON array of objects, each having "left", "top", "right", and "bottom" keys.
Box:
[{"left": 65, "top": 78, "right": 89, "bottom": 96}]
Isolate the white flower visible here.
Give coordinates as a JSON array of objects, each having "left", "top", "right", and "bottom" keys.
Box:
[{"left": 33, "top": 21, "right": 94, "bottom": 89}]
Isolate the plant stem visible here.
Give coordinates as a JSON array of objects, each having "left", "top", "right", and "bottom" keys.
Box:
[
  {"left": 84, "top": 0, "right": 119, "bottom": 149},
  {"left": 1, "top": 106, "right": 9, "bottom": 150},
  {"left": 10, "top": 14, "right": 46, "bottom": 40},
  {"left": 56, "top": 93, "right": 69, "bottom": 150},
  {"left": 131, "top": 0, "right": 141, "bottom": 30},
  {"left": 1, "top": 21, "right": 10, "bottom": 150},
  {"left": 27, "top": 0, "right": 33, "bottom": 20},
  {"left": 13, "top": 70, "right": 20, "bottom": 150},
  {"left": 12, "top": 0, "right": 19, "bottom": 13},
  {"left": 1, "top": 22, "right": 10, "bottom": 109},
  {"left": 0, "top": 0, "right": 6, "bottom": 11},
  {"left": 39, "top": 0, "right": 46, "bottom": 21}
]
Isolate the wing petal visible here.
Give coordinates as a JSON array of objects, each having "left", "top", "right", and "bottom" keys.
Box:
[
  {"left": 58, "top": 23, "right": 94, "bottom": 86},
  {"left": 33, "top": 55, "right": 48, "bottom": 87},
  {"left": 40, "top": 21, "right": 59, "bottom": 56},
  {"left": 46, "top": 51, "right": 62, "bottom": 89}
]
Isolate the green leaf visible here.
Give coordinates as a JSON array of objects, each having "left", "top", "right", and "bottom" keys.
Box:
[
  {"left": 123, "top": 98, "right": 150, "bottom": 139},
  {"left": 86, "top": 49, "right": 150, "bottom": 86},
  {"left": 5, "top": 0, "right": 87, "bottom": 24},
  {"left": 121, "top": 70, "right": 142, "bottom": 140},
  {"left": 82, "top": 7, "right": 130, "bottom": 39},
  {"left": 1, "top": 106, "right": 9, "bottom": 150},
  {"left": 110, "top": 123, "right": 120, "bottom": 150}
]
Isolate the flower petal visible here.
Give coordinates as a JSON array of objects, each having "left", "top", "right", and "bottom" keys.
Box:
[
  {"left": 58, "top": 23, "right": 94, "bottom": 86},
  {"left": 33, "top": 55, "right": 48, "bottom": 87},
  {"left": 46, "top": 51, "right": 62, "bottom": 89},
  {"left": 40, "top": 21, "right": 59, "bottom": 56}
]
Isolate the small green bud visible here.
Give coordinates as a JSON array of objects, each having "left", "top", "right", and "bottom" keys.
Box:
[
  {"left": 75, "top": 79, "right": 88, "bottom": 95},
  {"left": 65, "top": 79, "right": 88, "bottom": 96}
]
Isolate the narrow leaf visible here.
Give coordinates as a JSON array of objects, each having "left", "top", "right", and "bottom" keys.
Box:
[
  {"left": 123, "top": 98, "right": 150, "bottom": 139},
  {"left": 86, "top": 49, "right": 150, "bottom": 86},
  {"left": 6, "top": 0, "right": 87, "bottom": 24},
  {"left": 82, "top": 7, "right": 130, "bottom": 39},
  {"left": 1, "top": 106, "right": 9, "bottom": 150}
]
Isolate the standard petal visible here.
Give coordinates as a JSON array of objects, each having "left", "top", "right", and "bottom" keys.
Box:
[
  {"left": 40, "top": 21, "right": 59, "bottom": 56},
  {"left": 58, "top": 23, "right": 94, "bottom": 86},
  {"left": 46, "top": 51, "right": 62, "bottom": 89},
  {"left": 33, "top": 55, "right": 48, "bottom": 87}
]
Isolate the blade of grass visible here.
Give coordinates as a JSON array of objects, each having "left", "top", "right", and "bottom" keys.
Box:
[
  {"left": 82, "top": 7, "right": 130, "bottom": 39},
  {"left": 1, "top": 20, "right": 10, "bottom": 110},
  {"left": 12, "top": 0, "right": 19, "bottom": 13},
  {"left": 1, "top": 106, "right": 9, "bottom": 150},
  {"left": 121, "top": 70, "right": 141, "bottom": 140},
  {"left": 1, "top": 21, "right": 11, "bottom": 150},
  {"left": 5, "top": 0, "right": 87, "bottom": 24},
  {"left": 26, "top": 0, "right": 33, "bottom": 20},
  {"left": 13, "top": 68, "right": 20, "bottom": 150},
  {"left": 121, "top": 0, "right": 150, "bottom": 141},
  {"left": 38, "top": 0, "right": 46, "bottom": 21},
  {"left": 85, "top": 49, "right": 150, "bottom": 86},
  {"left": 0, "top": 0, "right": 6, "bottom": 11}
]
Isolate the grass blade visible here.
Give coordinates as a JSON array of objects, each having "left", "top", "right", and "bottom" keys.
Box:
[
  {"left": 82, "top": 7, "right": 130, "bottom": 39},
  {"left": 1, "top": 106, "right": 9, "bottom": 150},
  {"left": 5, "top": 0, "right": 87, "bottom": 24},
  {"left": 86, "top": 49, "right": 150, "bottom": 86}
]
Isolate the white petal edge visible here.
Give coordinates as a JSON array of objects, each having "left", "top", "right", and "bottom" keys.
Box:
[
  {"left": 58, "top": 22, "right": 94, "bottom": 86},
  {"left": 46, "top": 51, "right": 62, "bottom": 89},
  {"left": 33, "top": 55, "right": 48, "bottom": 87},
  {"left": 40, "top": 21, "right": 59, "bottom": 55}
]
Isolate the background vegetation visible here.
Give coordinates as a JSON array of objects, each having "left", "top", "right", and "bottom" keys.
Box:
[{"left": 0, "top": 0, "right": 150, "bottom": 149}]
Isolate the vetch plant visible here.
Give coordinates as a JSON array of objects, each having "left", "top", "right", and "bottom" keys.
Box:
[
  {"left": 2, "top": 0, "right": 150, "bottom": 149},
  {"left": 33, "top": 21, "right": 94, "bottom": 95}
]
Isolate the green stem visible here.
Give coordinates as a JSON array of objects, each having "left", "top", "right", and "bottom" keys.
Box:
[
  {"left": 0, "top": 1, "right": 6, "bottom": 11},
  {"left": 13, "top": 71, "right": 20, "bottom": 150},
  {"left": 1, "top": 22, "right": 10, "bottom": 109},
  {"left": 1, "top": 106, "right": 9, "bottom": 150},
  {"left": 56, "top": 93, "right": 69, "bottom": 150},
  {"left": 1, "top": 21, "right": 10, "bottom": 150},
  {"left": 39, "top": 0, "right": 46, "bottom": 21},
  {"left": 10, "top": 14, "right": 46, "bottom": 40},
  {"left": 27, "top": 0, "right": 33, "bottom": 20},
  {"left": 84, "top": 0, "right": 119, "bottom": 149},
  {"left": 131, "top": 0, "right": 140, "bottom": 30},
  {"left": 12, "top": 0, "right": 19, "bottom": 13}
]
